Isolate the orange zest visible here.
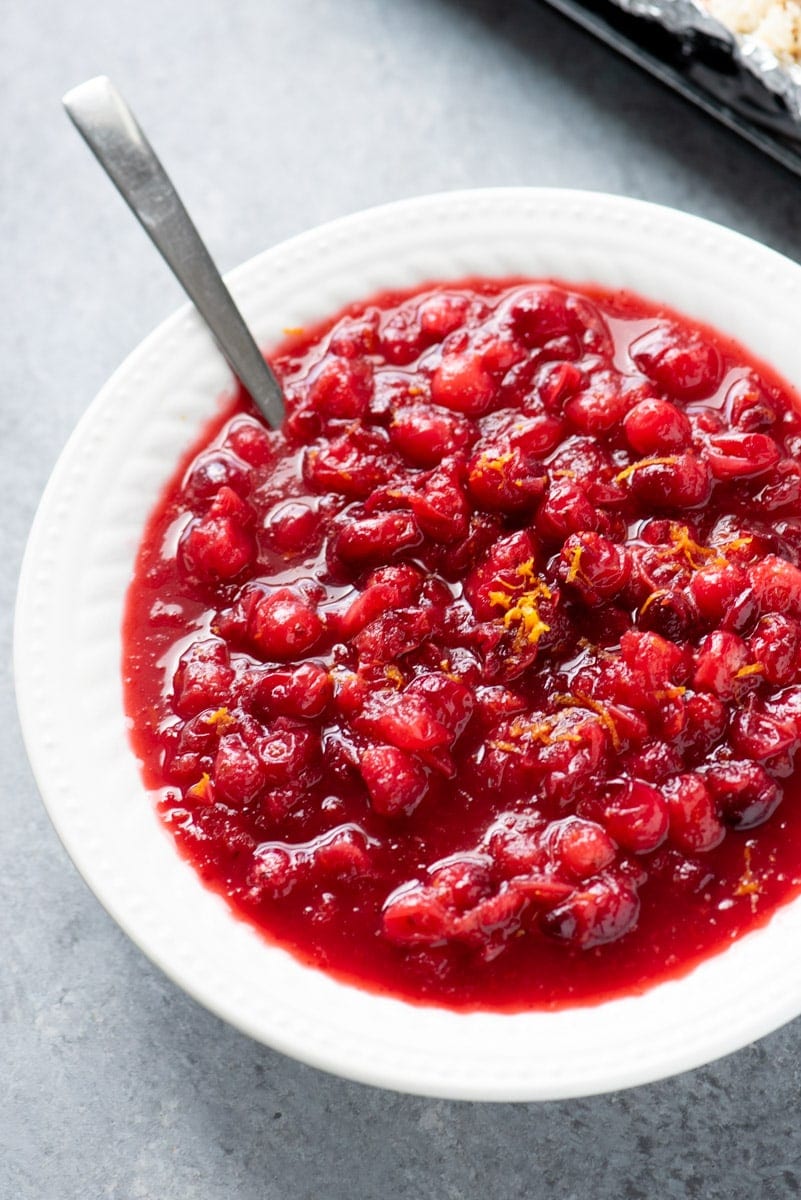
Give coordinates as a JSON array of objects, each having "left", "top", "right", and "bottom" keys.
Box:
[
  {"left": 203, "top": 706, "right": 236, "bottom": 731},
  {"left": 614, "top": 455, "right": 679, "bottom": 483},
  {"left": 556, "top": 692, "right": 622, "bottom": 752}
]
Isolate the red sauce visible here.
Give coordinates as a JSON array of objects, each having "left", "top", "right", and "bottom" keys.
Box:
[{"left": 123, "top": 278, "right": 801, "bottom": 1010}]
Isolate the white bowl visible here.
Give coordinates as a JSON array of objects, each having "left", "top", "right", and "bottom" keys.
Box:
[{"left": 15, "top": 188, "right": 801, "bottom": 1101}]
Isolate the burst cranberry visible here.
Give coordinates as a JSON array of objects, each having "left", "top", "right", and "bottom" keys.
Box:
[
  {"left": 706, "top": 761, "right": 782, "bottom": 830},
  {"left": 632, "top": 324, "right": 722, "bottom": 400},
  {"left": 751, "top": 555, "right": 801, "bottom": 617},
  {"left": 360, "top": 744, "right": 429, "bottom": 817},
  {"left": 466, "top": 448, "right": 546, "bottom": 513},
  {"left": 225, "top": 417, "right": 277, "bottom": 467},
  {"left": 172, "top": 640, "right": 234, "bottom": 718},
  {"left": 305, "top": 354, "right": 372, "bottom": 419},
  {"left": 692, "top": 631, "right": 750, "bottom": 700},
  {"left": 214, "top": 734, "right": 265, "bottom": 806},
  {"left": 628, "top": 452, "right": 712, "bottom": 509},
  {"left": 549, "top": 817, "right": 617, "bottom": 880},
  {"left": 334, "top": 510, "right": 423, "bottom": 566},
  {"left": 179, "top": 490, "right": 255, "bottom": 582},
  {"left": 540, "top": 873, "right": 640, "bottom": 948},
  {"left": 389, "top": 403, "right": 473, "bottom": 466},
  {"left": 663, "top": 774, "right": 724, "bottom": 853},
  {"left": 304, "top": 431, "right": 391, "bottom": 499},
  {"left": 749, "top": 615, "right": 801, "bottom": 685},
  {"left": 259, "top": 723, "right": 320, "bottom": 786},
  {"left": 604, "top": 780, "right": 669, "bottom": 853},
  {"left": 705, "top": 432, "right": 781, "bottom": 480},
  {"left": 536, "top": 478, "right": 602, "bottom": 542},
  {"left": 689, "top": 563, "right": 749, "bottom": 623},
  {"left": 727, "top": 376, "right": 776, "bottom": 430}
]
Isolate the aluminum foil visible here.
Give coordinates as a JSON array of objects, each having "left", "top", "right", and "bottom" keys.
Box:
[{"left": 613, "top": 0, "right": 801, "bottom": 124}]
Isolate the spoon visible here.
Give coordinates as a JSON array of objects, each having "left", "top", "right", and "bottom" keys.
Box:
[{"left": 62, "top": 75, "right": 285, "bottom": 429}]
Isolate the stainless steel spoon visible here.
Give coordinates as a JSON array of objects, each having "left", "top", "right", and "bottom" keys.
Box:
[{"left": 63, "top": 75, "right": 285, "bottom": 429}]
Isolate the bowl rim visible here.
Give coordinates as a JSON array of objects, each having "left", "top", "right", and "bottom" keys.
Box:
[{"left": 15, "top": 186, "right": 801, "bottom": 1101}]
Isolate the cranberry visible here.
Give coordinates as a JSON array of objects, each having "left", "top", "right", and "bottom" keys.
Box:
[
  {"left": 360, "top": 744, "right": 429, "bottom": 817},
  {"left": 730, "top": 702, "right": 799, "bottom": 764},
  {"left": 540, "top": 873, "right": 640, "bottom": 948},
  {"left": 334, "top": 510, "right": 423, "bottom": 566},
  {"left": 663, "top": 774, "right": 724, "bottom": 853},
  {"left": 431, "top": 351, "right": 496, "bottom": 415},
  {"left": 371, "top": 461, "right": 470, "bottom": 543},
  {"left": 419, "top": 292, "right": 472, "bottom": 340},
  {"left": 248, "top": 588, "right": 323, "bottom": 661},
  {"left": 727, "top": 376, "right": 777, "bottom": 431},
  {"left": 749, "top": 614, "right": 801, "bottom": 685},
  {"left": 536, "top": 478, "right": 602, "bottom": 542},
  {"left": 404, "top": 672, "right": 475, "bottom": 740},
  {"left": 172, "top": 640, "right": 235, "bottom": 719},
  {"left": 705, "top": 432, "right": 780, "bottom": 480},
  {"left": 304, "top": 431, "right": 392, "bottom": 499},
  {"left": 538, "top": 361, "right": 585, "bottom": 411},
  {"left": 565, "top": 380, "right": 632, "bottom": 435},
  {"left": 509, "top": 412, "right": 565, "bottom": 457},
  {"left": 604, "top": 780, "right": 669, "bottom": 853},
  {"left": 179, "top": 489, "right": 255, "bottom": 583},
  {"left": 354, "top": 607, "right": 436, "bottom": 666},
  {"left": 381, "top": 887, "right": 451, "bottom": 945},
  {"left": 328, "top": 311, "right": 380, "bottom": 358},
  {"left": 389, "top": 403, "right": 473, "bottom": 466},
  {"left": 183, "top": 450, "right": 250, "bottom": 506},
  {"left": 466, "top": 448, "right": 546, "bottom": 513},
  {"left": 547, "top": 816, "right": 616, "bottom": 879},
  {"left": 679, "top": 692, "right": 728, "bottom": 758},
  {"left": 692, "top": 631, "right": 751, "bottom": 700},
  {"left": 463, "top": 528, "right": 539, "bottom": 620},
  {"left": 623, "top": 398, "right": 692, "bottom": 455},
  {"left": 637, "top": 588, "right": 698, "bottom": 641},
  {"left": 378, "top": 305, "right": 427, "bottom": 365},
  {"left": 250, "top": 662, "right": 333, "bottom": 719},
  {"left": 706, "top": 761, "right": 783, "bottom": 830},
  {"left": 262, "top": 499, "right": 319, "bottom": 555},
  {"left": 558, "top": 531, "right": 631, "bottom": 603},
  {"left": 632, "top": 323, "right": 722, "bottom": 401},
  {"left": 504, "top": 286, "right": 606, "bottom": 353},
  {"left": 357, "top": 692, "right": 451, "bottom": 756},
  {"left": 337, "top": 564, "right": 423, "bottom": 638},
  {"left": 225, "top": 417, "right": 278, "bottom": 467},
  {"left": 689, "top": 563, "right": 749, "bottom": 623},
  {"left": 306, "top": 355, "right": 372, "bottom": 419},
  {"left": 214, "top": 734, "right": 265, "bottom": 806},
  {"left": 757, "top": 459, "right": 801, "bottom": 513},
  {"left": 751, "top": 555, "right": 801, "bottom": 617},
  {"left": 259, "top": 723, "right": 320, "bottom": 786},
  {"left": 627, "top": 453, "right": 712, "bottom": 510}
]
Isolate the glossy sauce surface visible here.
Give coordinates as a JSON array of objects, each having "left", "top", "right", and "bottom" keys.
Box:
[{"left": 124, "top": 278, "right": 801, "bottom": 1009}]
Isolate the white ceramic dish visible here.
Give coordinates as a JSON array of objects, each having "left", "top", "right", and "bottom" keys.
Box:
[{"left": 15, "top": 188, "right": 801, "bottom": 1101}]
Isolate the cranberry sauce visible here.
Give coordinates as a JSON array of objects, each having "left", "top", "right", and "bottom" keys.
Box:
[{"left": 123, "top": 278, "right": 801, "bottom": 1010}]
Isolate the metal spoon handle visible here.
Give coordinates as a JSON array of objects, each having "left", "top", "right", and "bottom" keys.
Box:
[{"left": 62, "top": 75, "right": 285, "bottom": 429}]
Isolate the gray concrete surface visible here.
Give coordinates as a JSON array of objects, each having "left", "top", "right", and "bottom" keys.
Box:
[{"left": 4, "top": 0, "right": 801, "bottom": 1196}]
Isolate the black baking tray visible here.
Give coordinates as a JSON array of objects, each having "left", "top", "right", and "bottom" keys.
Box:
[{"left": 539, "top": 0, "right": 801, "bottom": 177}]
